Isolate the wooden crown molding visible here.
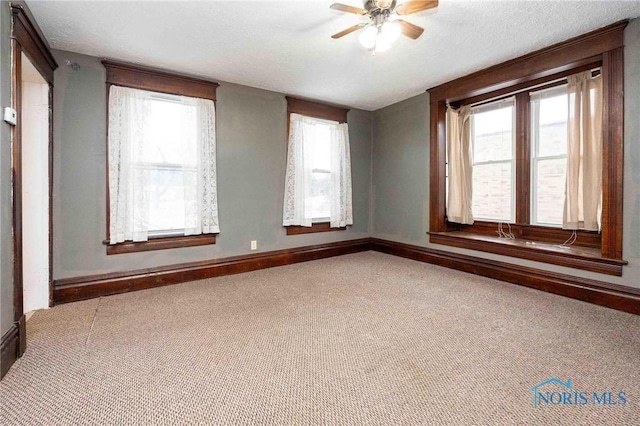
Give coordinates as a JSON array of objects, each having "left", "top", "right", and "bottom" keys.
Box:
[
  {"left": 102, "top": 60, "right": 219, "bottom": 100},
  {"left": 286, "top": 96, "right": 350, "bottom": 123},
  {"left": 10, "top": 1, "right": 58, "bottom": 83}
]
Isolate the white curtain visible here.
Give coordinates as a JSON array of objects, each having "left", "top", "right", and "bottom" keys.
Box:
[
  {"left": 563, "top": 71, "right": 602, "bottom": 231},
  {"left": 446, "top": 105, "right": 474, "bottom": 225},
  {"left": 182, "top": 96, "right": 220, "bottom": 235},
  {"left": 108, "top": 85, "right": 219, "bottom": 244},
  {"left": 329, "top": 123, "right": 353, "bottom": 228},
  {"left": 283, "top": 113, "right": 353, "bottom": 228}
]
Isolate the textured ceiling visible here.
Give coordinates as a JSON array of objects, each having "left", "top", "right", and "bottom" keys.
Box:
[{"left": 27, "top": 0, "right": 640, "bottom": 111}]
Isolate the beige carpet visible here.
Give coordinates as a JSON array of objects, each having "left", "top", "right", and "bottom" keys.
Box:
[{"left": 1, "top": 251, "right": 639, "bottom": 425}]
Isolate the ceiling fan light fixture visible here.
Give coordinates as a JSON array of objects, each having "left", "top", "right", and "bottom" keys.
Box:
[
  {"left": 374, "top": 0, "right": 394, "bottom": 9},
  {"left": 359, "top": 21, "right": 400, "bottom": 53},
  {"left": 358, "top": 25, "right": 379, "bottom": 50}
]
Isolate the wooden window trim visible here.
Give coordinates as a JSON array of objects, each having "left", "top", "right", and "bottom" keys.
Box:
[
  {"left": 286, "top": 222, "right": 347, "bottom": 236},
  {"left": 11, "top": 2, "right": 57, "bottom": 84},
  {"left": 102, "top": 60, "right": 218, "bottom": 101},
  {"left": 286, "top": 96, "right": 349, "bottom": 123},
  {"left": 102, "top": 61, "right": 219, "bottom": 254},
  {"left": 427, "top": 21, "right": 627, "bottom": 271},
  {"left": 284, "top": 97, "right": 350, "bottom": 235},
  {"left": 105, "top": 234, "right": 217, "bottom": 255},
  {"left": 428, "top": 232, "right": 625, "bottom": 276}
]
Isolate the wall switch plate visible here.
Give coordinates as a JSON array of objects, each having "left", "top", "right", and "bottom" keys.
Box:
[
  {"left": 250, "top": 240, "right": 257, "bottom": 250},
  {"left": 3, "top": 107, "right": 17, "bottom": 126}
]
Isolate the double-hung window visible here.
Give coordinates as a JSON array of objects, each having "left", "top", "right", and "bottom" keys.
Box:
[
  {"left": 428, "top": 22, "right": 627, "bottom": 275},
  {"left": 530, "top": 85, "right": 568, "bottom": 227},
  {"left": 104, "top": 61, "right": 219, "bottom": 254},
  {"left": 470, "top": 98, "right": 516, "bottom": 223},
  {"left": 283, "top": 97, "right": 353, "bottom": 234}
]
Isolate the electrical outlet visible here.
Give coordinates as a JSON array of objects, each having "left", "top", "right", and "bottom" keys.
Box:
[{"left": 250, "top": 240, "right": 257, "bottom": 250}]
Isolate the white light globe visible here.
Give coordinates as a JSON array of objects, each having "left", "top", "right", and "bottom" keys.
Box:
[
  {"left": 359, "top": 25, "right": 378, "bottom": 50},
  {"left": 380, "top": 21, "right": 401, "bottom": 44}
]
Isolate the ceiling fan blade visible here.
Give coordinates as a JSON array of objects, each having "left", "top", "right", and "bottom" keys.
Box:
[
  {"left": 330, "top": 3, "right": 367, "bottom": 15},
  {"left": 331, "top": 23, "right": 366, "bottom": 39},
  {"left": 396, "top": 0, "right": 439, "bottom": 15},
  {"left": 397, "top": 19, "right": 424, "bottom": 39}
]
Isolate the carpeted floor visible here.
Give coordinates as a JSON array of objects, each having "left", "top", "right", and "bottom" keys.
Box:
[{"left": 1, "top": 251, "right": 639, "bottom": 425}]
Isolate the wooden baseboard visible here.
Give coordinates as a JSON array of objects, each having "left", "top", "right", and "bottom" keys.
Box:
[
  {"left": 1, "top": 315, "right": 25, "bottom": 379},
  {"left": 52, "top": 236, "right": 639, "bottom": 315},
  {"left": 371, "top": 238, "right": 640, "bottom": 315},
  {"left": 53, "top": 238, "right": 373, "bottom": 304}
]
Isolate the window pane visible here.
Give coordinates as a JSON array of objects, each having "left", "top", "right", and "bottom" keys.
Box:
[
  {"left": 146, "top": 167, "right": 188, "bottom": 233},
  {"left": 311, "top": 172, "right": 330, "bottom": 220},
  {"left": 142, "top": 97, "right": 199, "bottom": 234},
  {"left": 143, "top": 99, "right": 197, "bottom": 166},
  {"left": 310, "top": 123, "right": 331, "bottom": 171},
  {"left": 472, "top": 162, "right": 513, "bottom": 222},
  {"left": 470, "top": 99, "right": 515, "bottom": 222},
  {"left": 535, "top": 90, "right": 568, "bottom": 157},
  {"left": 472, "top": 103, "right": 514, "bottom": 162},
  {"left": 534, "top": 159, "right": 566, "bottom": 226}
]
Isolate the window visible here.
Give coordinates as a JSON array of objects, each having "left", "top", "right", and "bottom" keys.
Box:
[
  {"left": 470, "top": 98, "right": 515, "bottom": 222},
  {"left": 530, "top": 85, "right": 568, "bottom": 227},
  {"left": 428, "top": 22, "right": 627, "bottom": 276},
  {"left": 283, "top": 97, "right": 352, "bottom": 235},
  {"left": 103, "top": 61, "right": 219, "bottom": 254}
]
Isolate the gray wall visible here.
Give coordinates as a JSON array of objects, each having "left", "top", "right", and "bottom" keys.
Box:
[
  {"left": 52, "top": 50, "right": 372, "bottom": 280},
  {"left": 372, "top": 18, "right": 640, "bottom": 291},
  {"left": 1, "top": 2, "right": 14, "bottom": 336}
]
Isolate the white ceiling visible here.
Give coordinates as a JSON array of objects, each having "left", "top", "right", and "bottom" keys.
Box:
[{"left": 27, "top": 0, "right": 640, "bottom": 111}]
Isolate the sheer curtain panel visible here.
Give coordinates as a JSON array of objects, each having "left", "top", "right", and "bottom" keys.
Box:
[
  {"left": 108, "top": 86, "right": 151, "bottom": 243},
  {"left": 283, "top": 113, "right": 353, "bottom": 228},
  {"left": 108, "top": 85, "right": 219, "bottom": 244},
  {"left": 329, "top": 123, "right": 353, "bottom": 228}
]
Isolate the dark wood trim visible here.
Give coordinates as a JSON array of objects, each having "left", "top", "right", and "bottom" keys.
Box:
[
  {"left": 54, "top": 239, "right": 372, "bottom": 304},
  {"left": 429, "top": 99, "right": 447, "bottom": 233},
  {"left": 53, "top": 237, "right": 638, "bottom": 315},
  {"left": 454, "top": 59, "right": 602, "bottom": 109},
  {"left": 428, "top": 22, "right": 626, "bottom": 266},
  {"left": 446, "top": 220, "right": 601, "bottom": 248},
  {"left": 106, "top": 234, "right": 217, "bottom": 255},
  {"left": 371, "top": 239, "right": 639, "bottom": 315},
  {"left": 8, "top": 1, "right": 58, "bottom": 371},
  {"left": 12, "top": 42, "right": 24, "bottom": 323},
  {"left": 103, "top": 62, "right": 219, "bottom": 248},
  {"left": 286, "top": 96, "right": 349, "bottom": 123},
  {"left": 102, "top": 60, "right": 219, "bottom": 100},
  {"left": 515, "top": 92, "right": 530, "bottom": 224},
  {"left": 1, "top": 321, "right": 19, "bottom": 379},
  {"left": 428, "top": 21, "right": 626, "bottom": 102},
  {"left": 1, "top": 315, "right": 25, "bottom": 379},
  {"left": 286, "top": 222, "right": 347, "bottom": 235},
  {"left": 429, "top": 232, "right": 624, "bottom": 276},
  {"left": 10, "top": 2, "right": 58, "bottom": 84},
  {"left": 600, "top": 47, "right": 624, "bottom": 260}
]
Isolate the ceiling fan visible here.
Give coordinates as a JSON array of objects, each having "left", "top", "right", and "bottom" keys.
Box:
[{"left": 330, "top": 0, "right": 438, "bottom": 53}]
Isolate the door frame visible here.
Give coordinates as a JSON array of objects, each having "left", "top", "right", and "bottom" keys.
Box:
[{"left": 9, "top": 1, "right": 57, "bottom": 357}]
